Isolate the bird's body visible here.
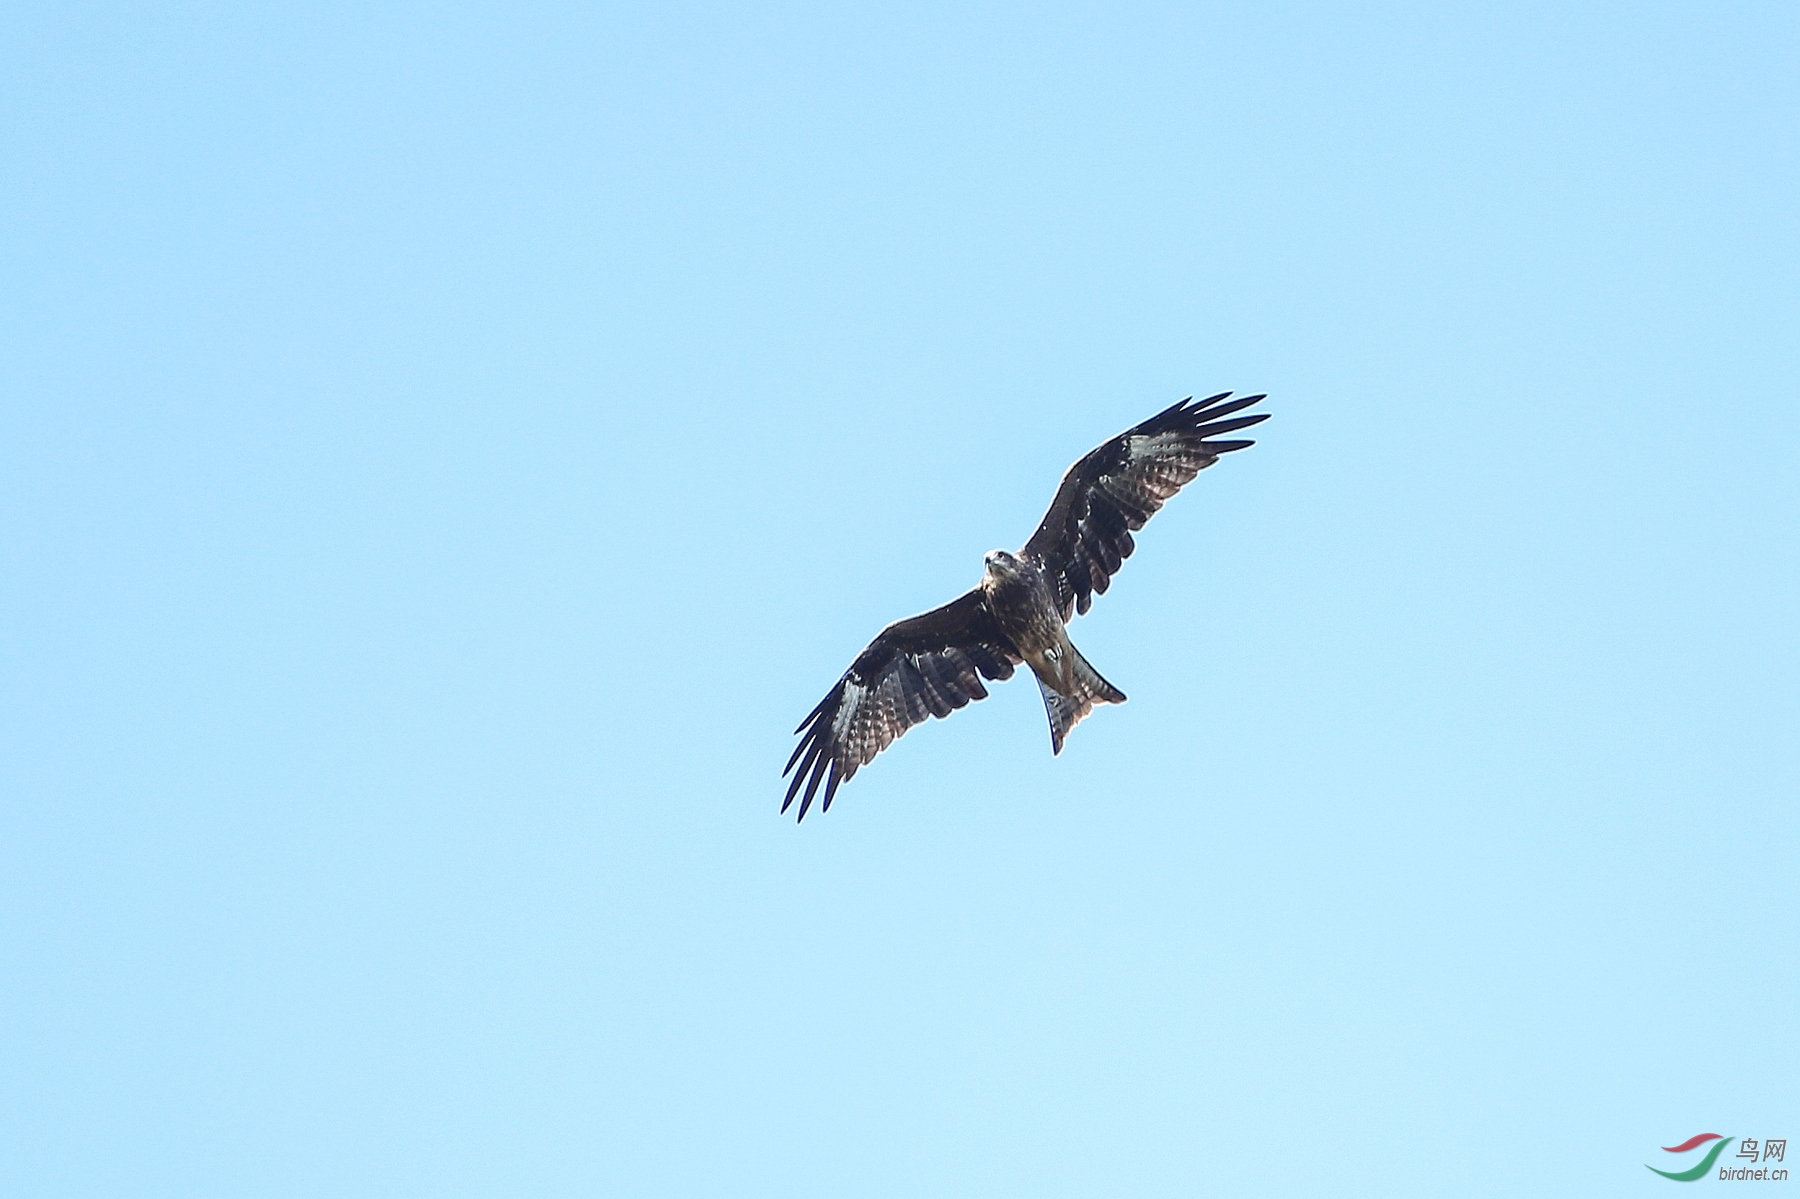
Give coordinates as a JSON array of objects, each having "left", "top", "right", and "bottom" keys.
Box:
[
  {"left": 979, "top": 548, "right": 1127, "bottom": 751},
  {"left": 978, "top": 550, "right": 1065, "bottom": 684},
  {"left": 783, "top": 393, "right": 1267, "bottom": 819}
]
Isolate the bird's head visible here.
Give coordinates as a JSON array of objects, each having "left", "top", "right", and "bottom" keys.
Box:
[{"left": 983, "top": 549, "right": 1020, "bottom": 579}]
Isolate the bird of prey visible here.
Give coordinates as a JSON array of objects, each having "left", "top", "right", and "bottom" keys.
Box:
[{"left": 783, "top": 393, "right": 1268, "bottom": 819}]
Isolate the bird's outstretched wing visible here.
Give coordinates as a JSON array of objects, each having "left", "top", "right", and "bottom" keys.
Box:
[
  {"left": 1021, "top": 393, "right": 1268, "bottom": 620},
  {"left": 784, "top": 590, "right": 1020, "bottom": 820}
]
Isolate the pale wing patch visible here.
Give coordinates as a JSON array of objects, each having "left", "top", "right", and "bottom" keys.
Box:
[
  {"left": 787, "top": 642, "right": 1016, "bottom": 819},
  {"left": 1030, "top": 394, "right": 1267, "bottom": 618}
]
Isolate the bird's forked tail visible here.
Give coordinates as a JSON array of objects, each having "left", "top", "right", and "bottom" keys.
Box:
[{"left": 1037, "top": 642, "right": 1126, "bottom": 755}]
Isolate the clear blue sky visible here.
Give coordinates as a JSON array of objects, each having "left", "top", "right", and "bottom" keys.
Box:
[{"left": 3, "top": 2, "right": 1795, "bottom": 1195}]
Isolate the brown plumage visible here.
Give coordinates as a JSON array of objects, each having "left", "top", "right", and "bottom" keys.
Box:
[{"left": 783, "top": 393, "right": 1268, "bottom": 820}]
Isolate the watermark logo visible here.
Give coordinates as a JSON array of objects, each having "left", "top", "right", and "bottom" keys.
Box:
[{"left": 1649, "top": 1133, "right": 1788, "bottom": 1183}]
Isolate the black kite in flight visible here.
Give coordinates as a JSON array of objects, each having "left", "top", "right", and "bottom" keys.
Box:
[{"left": 783, "top": 393, "right": 1268, "bottom": 819}]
